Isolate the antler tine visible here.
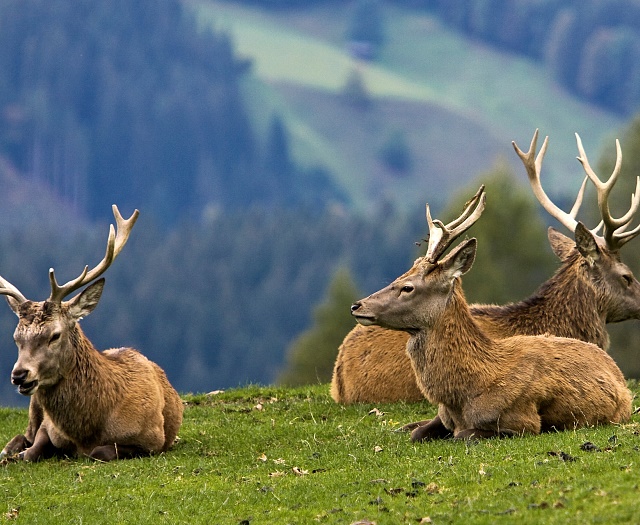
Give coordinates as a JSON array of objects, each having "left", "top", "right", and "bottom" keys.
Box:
[
  {"left": 575, "top": 133, "right": 640, "bottom": 250},
  {"left": 424, "top": 205, "right": 444, "bottom": 263},
  {"left": 569, "top": 176, "right": 589, "bottom": 220},
  {"left": 612, "top": 177, "right": 640, "bottom": 233},
  {"left": 608, "top": 178, "right": 640, "bottom": 249},
  {"left": 512, "top": 129, "right": 582, "bottom": 234},
  {"left": 0, "top": 275, "right": 27, "bottom": 304},
  {"left": 446, "top": 184, "right": 486, "bottom": 229},
  {"left": 48, "top": 205, "right": 139, "bottom": 303},
  {"left": 424, "top": 185, "right": 486, "bottom": 263},
  {"left": 111, "top": 204, "right": 140, "bottom": 258}
]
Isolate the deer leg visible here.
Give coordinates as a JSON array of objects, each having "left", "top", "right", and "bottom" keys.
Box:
[
  {"left": 89, "top": 444, "right": 150, "bottom": 462},
  {"left": 21, "top": 416, "right": 78, "bottom": 461},
  {"left": 17, "top": 397, "right": 44, "bottom": 446},
  {"left": 20, "top": 425, "right": 58, "bottom": 462},
  {"left": 23, "top": 397, "right": 44, "bottom": 444},
  {"left": 410, "top": 416, "right": 453, "bottom": 442},
  {"left": 0, "top": 398, "right": 46, "bottom": 459},
  {"left": 1, "top": 434, "right": 32, "bottom": 458}
]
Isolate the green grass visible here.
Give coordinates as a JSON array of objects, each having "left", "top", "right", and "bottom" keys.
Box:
[{"left": 2, "top": 384, "right": 640, "bottom": 524}]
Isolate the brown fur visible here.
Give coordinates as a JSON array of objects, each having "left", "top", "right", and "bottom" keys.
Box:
[
  {"left": 351, "top": 239, "right": 632, "bottom": 439},
  {"left": 331, "top": 226, "right": 640, "bottom": 404},
  {"left": 1, "top": 280, "right": 183, "bottom": 461}
]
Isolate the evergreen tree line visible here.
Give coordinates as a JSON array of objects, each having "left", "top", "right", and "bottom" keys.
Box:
[
  {"left": 0, "top": 204, "right": 425, "bottom": 405},
  {"left": 0, "top": 0, "right": 345, "bottom": 224}
]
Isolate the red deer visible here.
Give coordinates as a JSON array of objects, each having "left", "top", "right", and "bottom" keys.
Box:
[
  {"left": 331, "top": 130, "right": 640, "bottom": 405},
  {"left": 0, "top": 206, "right": 183, "bottom": 461},
  {"left": 350, "top": 188, "right": 632, "bottom": 440}
]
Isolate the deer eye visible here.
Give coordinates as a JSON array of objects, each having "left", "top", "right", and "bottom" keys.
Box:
[
  {"left": 49, "top": 332, "right": 61, "bottom": 344},
  {"left": 400, "top": 284, "right": 414, "bottom": 294},
  {"left": 623, "top": 274, "right": 634, "bottom": 287}
]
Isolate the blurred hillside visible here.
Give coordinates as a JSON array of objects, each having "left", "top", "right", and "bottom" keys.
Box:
[
  {"left": 0, "top": 0, "right": 639, "bottom": 405},
  {"left": 195, "top": 0, "right": 624, "bottom": 213}
]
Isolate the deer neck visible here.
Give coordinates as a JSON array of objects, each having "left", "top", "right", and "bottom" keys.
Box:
[
  {"left": 406, "top": 280, "right": 498, "bottom": 406},
  {"left": 35, "top": 324, "right": 111, "bottom": 441},
  {"left": 471, "top": 257, "right": 609, "bottom": 349}
]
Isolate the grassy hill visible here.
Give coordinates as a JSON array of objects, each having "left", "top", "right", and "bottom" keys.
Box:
[
  {"left": 191, "top": 0, "right": 625, "bottom": 215},
  {"left": 2, "top": 384, "right": 640, "bottom": 524}
]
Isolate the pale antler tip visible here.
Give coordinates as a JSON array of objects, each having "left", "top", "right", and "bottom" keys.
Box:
[{"left": 112, "top": 204, "right": 140, "bottom": 223}]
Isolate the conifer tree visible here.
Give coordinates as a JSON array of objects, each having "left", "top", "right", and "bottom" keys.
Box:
[{"left": 277, "top": 267, "right": 360, "bottom": 386}]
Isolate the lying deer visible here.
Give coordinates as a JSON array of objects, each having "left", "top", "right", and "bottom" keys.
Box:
[
  {"left": 0, "top": 206, "right": 183, "bottom": 461},
  {"left": 351, "top": 188, "right": 632, "bottom": 440},
  {"left": 331, "top": 130, "right": 640, "bottom": 404}
]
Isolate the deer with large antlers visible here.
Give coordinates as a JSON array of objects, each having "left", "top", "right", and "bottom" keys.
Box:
[
  {"left": 331, "top": 130, "right": 640, "bottom": 405},
  {"left": 0, "top": 206, "right": 183, "bottom": 461},
  {"left": 350, "top": 187, "right": 632, "bottom": 440}
]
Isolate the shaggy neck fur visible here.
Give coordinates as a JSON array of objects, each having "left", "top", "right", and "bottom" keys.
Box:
[
  {"left": 35, "top": 323, "right": 121, "bottom": 448},
  {"left": 406, "top": 279, "right": 502, "bottom": 407},
  {"left": 470, "top": 253, "right": 609, "bottom": 349}
]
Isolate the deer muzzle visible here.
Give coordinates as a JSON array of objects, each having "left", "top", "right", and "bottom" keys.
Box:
[
  {"left": 351, "top": 301, "right": 376, "bottom": 326},
  {"left": 11, "top": 368, "right": 38, "bottom": 396}
]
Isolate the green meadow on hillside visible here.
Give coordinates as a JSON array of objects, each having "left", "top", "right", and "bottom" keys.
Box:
[
  {"left": 192, "top": 1, "right": 624, "bottom": 213},
  {"left": 1, "top": 384, "right": 639, "bottom": 524}
]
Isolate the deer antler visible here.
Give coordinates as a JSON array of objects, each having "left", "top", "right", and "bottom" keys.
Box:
[
  {"left": 512, "top": 129, "right": 590, "bottom": 235},
  {"left": 424, "top": 185, "right": 486, "bottom": 263},
  {"left": 575, "top": 133, "right": 640, "bottom": 251},
  {"left": 0, "top": 276, "right": 27, "bottom": 304},
  {"left": 48, "top": 205, "right": 140, "bottom": 303}
]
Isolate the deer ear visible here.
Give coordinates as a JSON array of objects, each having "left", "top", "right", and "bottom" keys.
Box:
[
  {"left": 574, "top": 222, "right": 601, "bottom": 264},
  {"left": 547, "top": 227, "right": 575, "bottom": 260},
  {"left": 441, "top": 238, "right": 477, "bottom": 279},
  {"left": 5, "top": 296, "right": 21, "bottom": 316},
  {"left": 66, "top": 279, "right": 105, "bottom": 320}
]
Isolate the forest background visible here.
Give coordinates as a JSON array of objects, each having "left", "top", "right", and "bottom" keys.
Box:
[{"left": 1, "top": 0, "right": 640, "bottom": 405}]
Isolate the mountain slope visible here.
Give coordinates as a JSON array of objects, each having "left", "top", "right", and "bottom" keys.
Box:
[{"left": 192, "top": 0, "right": 624, "bottom": 214}]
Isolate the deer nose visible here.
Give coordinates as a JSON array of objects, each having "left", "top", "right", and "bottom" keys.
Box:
[
  {"left": 351, "top": 302, "right": 362, "bottom": 313},
  {"left": 11, "top": 369, "right": 28, "bottom": 386}
]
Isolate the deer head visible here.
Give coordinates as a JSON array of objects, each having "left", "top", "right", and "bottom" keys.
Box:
[
  {"left": 351, "top": 187, "right": 485, "bottom": 331},
  {"left": 0, "top": 205, "right": 139, "bottom": 395},
  {"left": 352, "top": 238, "right": 477, "bottom": 332},
  {"left": 513, "top": 129, "right": 640, "bottom": 323}
]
